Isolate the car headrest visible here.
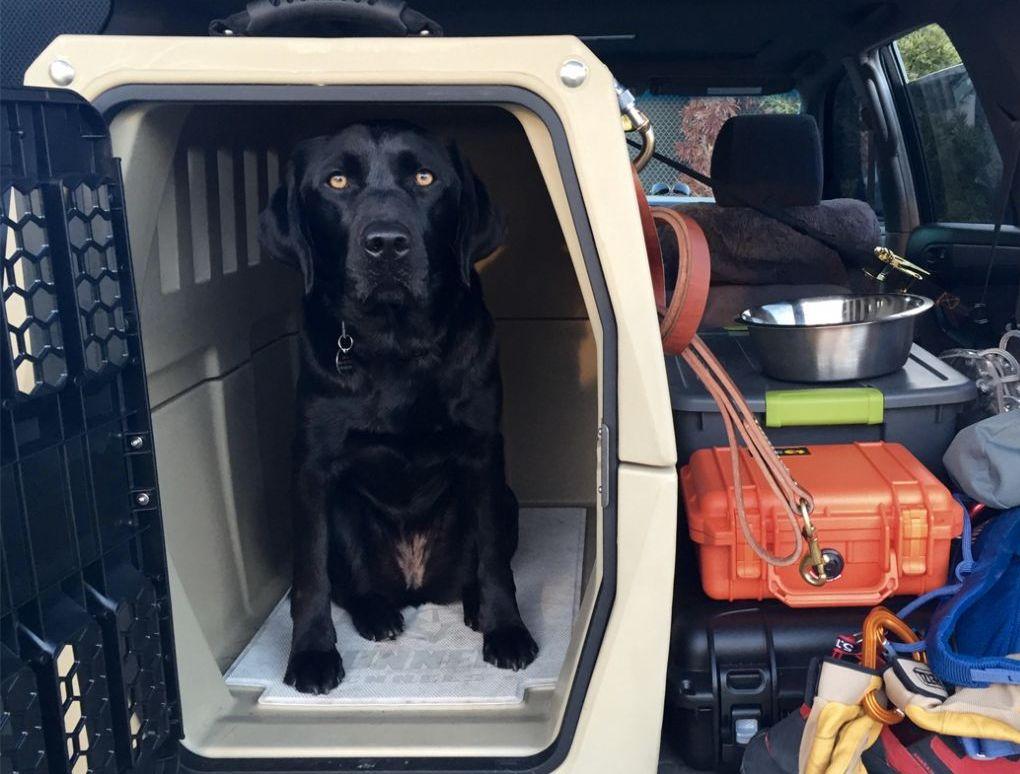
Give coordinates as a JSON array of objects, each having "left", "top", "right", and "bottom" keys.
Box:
[{"left": 710, "top": 114, "right": 823, "bottom": 207}]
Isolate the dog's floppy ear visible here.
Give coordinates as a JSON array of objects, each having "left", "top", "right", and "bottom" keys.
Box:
[
  {"left": 259, "top": 159, "right": 314, "bottom": 295},
  {"left": 451, "top": 145, "right": 504, "bottom": 287}
]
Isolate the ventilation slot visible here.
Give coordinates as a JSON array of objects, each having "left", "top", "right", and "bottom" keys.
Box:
[
  {"left": 1, "top": 645, "right": 49, "bottom": 774},
  {"left": 89, "top": 567, "right": 172, "bottom": 768},
  {"left": 217, "top": 147, "right": 239, "bottom": 275},
  {"left": 65, "top": 181, "right": 130, "bottom": 376},
  {"left": 2, "top": 185, "right": 67, "bottom": 397},
  {"left": 186, "top": 147, "right": 213, "bottom": 285},
  {"left": 243, "top": 148, "right": 261, "bottom": 267}
]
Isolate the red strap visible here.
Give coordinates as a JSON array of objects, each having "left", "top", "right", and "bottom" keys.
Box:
[
  {"left": 653, "top": 207, "right": 711, "bottom": 356},
  {"left": 633, "top": 171, "right": 815, "bottom": 570},
  {"left": 632, "top": 167, "right": 710, "bottom": 354},
  {"left": 634, "top": 168, "right": 667, "bottom": 310}
]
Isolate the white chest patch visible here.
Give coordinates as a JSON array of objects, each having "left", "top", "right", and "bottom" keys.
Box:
[{"left": 395, "top": 534, "right": 430, "bottom": 589}]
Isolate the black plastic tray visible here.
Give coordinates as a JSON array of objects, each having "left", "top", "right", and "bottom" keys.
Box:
[{"left": 669, "top": 331, "right": 977, "bottom": 474}]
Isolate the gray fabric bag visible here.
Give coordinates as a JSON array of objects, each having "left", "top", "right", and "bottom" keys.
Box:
[{"left": 943, "top": 412, "right": 1020, "bottom": 509}]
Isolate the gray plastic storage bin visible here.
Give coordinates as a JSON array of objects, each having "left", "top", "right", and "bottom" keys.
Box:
[{"left": 669, "top": 332, "right": 978, "bottom": 475}]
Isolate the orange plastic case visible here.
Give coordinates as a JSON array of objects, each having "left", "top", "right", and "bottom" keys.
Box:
[{"left": 681, "top": 442, "right": 963, "bottom": 607}]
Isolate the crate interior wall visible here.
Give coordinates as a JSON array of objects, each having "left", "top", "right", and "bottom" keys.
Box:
[
  {"left": 1, "top": 89, "right": 178, "bottom": 774},
  {"left": 107, "top": 100, "right": 600, "bottom": 760}
]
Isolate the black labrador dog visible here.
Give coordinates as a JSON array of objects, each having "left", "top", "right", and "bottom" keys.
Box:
[{"left": 260, "top": 122, "right": 538, "bottom": 694}]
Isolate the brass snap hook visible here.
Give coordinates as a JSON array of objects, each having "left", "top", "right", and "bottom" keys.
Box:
[
  {"left": 797, "top": 500, "right": 830, "bottom": 587},
  {"left": 616, "top": 81, "right": 656, "bottom": 172},
  {"left": 873, "top": 246, "right": 931, "bottom": 282},
  {"left": 866, "top": 246, "right": 932, "bottom": 290},
  {"left": 799, "top": 554, "right": 827, "bottom": 586},
  {"left": 800, "top": 549, "right": 845, "bottom": 586}
]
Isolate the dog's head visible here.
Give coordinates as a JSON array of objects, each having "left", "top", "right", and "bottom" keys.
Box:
[{"left": 260, "top": 122, "right": 503, "bottom": 307}]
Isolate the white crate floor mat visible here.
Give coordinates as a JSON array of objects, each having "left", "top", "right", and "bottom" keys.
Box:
[{"left": 225, "top": 507, "right": 585, "bottom": 705}]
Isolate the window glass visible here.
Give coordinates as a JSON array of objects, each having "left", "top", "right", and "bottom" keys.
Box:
[
  {"left": 631, "top": 92, "right": 802, "bottom": 196},
  {"left": 830, "top": 76, "right": 884, "bottom": 220},
  {"left": 895, "top": 24, "right": 1004, "bottom": 223}
]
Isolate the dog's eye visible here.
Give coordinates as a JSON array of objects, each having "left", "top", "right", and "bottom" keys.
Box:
[
  {"left": 415, "top": 170, "right": 435, "bottom": 187},
  {"left": 326, "top": 173, "right": 348, "bottom": 190}
]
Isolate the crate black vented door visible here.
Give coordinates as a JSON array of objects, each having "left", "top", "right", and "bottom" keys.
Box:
[{"left": 1, "top": 87, "right": 179, "bottom": 774}]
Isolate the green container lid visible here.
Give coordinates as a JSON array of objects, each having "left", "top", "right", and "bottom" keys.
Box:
[{"left": 765, "top": 387, "right": 885, "bottom": 427}]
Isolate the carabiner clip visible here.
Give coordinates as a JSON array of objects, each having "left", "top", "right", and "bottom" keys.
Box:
[{"left": 860, "top": 607, "right": 925, "bottom": 725}]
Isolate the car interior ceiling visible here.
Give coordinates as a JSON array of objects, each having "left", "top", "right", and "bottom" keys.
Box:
[
  {"left": 9, "top": 0, "right": 1019, "bottom": 211},
  {"left": 75, "top": 0, "right": 1020, "bottom": 225},
  {"left": 98, "top": 0, "right": 1016, "bottom": 92}
]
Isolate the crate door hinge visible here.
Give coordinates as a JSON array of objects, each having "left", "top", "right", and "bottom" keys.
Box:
[{"left": 597, "top": 422, "right": 610, "bottom": 508}]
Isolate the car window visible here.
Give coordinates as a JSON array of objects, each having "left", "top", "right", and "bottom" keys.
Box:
[
  {"left": 894, "top": 24, "right": 1004, "bottom": 223},
  {"left": 829, "top": 75, "right": 885, "bottom": 222},
  {"left": 630, "top": 92, "right": 802, "bottom": 196}
]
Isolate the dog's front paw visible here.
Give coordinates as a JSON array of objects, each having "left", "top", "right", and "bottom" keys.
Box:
[
  {"left": 483, "top": 624, "right": 539, "bottom": 671},
  {"left": 462, "top": 586, "right": 481, "bottom": 631},
  {"left": 349, "top": 597, "right": 405, "bottom": 642},
  {"left": 463, "top": 606, "right": 481, "bottom": 632},
  {"left": 285, "top": 648, "right": 344, "bottom": 694}
]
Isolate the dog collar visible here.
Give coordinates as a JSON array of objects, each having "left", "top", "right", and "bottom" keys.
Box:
[{"left": 335, "top": 321, "right": 355, "bottom": 374}]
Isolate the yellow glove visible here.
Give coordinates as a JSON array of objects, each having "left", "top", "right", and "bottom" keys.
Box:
[
  {"left": 883, "top": 655, "right": 1020, "bottom": 744},
  {"left": 799, "top": 660, "right": 885, "bottom": 774}
]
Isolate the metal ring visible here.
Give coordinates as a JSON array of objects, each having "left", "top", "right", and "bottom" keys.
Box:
[
  {"left": 863, "top": 692, "right": 905, "bottom": 725},
  {"left": 338, "top": 334, "right": 353, "bottom": 353}
]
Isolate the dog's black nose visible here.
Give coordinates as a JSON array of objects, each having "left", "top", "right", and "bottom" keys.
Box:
[{"left": 362, "top": 223, "right": 411, "bottom": 259}]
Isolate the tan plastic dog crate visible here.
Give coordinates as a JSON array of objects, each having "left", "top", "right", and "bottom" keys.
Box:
[{"left": 21, "top": 35, "right": 678, "bottom": 773}]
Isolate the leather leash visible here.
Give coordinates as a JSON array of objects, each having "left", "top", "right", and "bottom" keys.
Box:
[{"left": 633, "top": 170, "right": 827, "bottom": 580}]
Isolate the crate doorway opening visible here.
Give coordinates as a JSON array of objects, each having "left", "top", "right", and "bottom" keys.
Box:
[{"left": 117, "top": 100, "right": 603, "bottom": 755}]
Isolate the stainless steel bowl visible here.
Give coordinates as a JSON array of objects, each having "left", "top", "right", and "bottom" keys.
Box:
[{"left": 737, "top": 294, "right": 934, "bottom": 382}]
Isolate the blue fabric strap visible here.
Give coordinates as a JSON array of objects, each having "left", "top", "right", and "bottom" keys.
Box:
[
  {"left": 893, "top": 508, "right": 1020, "bottom": 686},
  {"left": 969, "top": 667, "right": 1020, "bottom": 684},
  {"left": 926, "top": 509, "right": 1020, "bottom": 688},
  {"left": 962, "top": 735, "right": 1020, "bottom": 760},
  {"left": 891, "top": 506, "right": 972, "bottom": 654}
]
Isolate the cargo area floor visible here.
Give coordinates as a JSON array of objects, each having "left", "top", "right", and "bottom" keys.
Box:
[{"left": 225, "top": 508, "right": 584, "bottom": 705}]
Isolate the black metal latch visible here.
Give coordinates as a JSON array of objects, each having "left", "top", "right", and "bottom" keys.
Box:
[{"left": 209, "top": 0, "right": 444, "bottom": 38}]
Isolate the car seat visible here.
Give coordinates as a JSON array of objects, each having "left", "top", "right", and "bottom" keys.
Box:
[{"left": 671, "top": 114, "right": 880, "bottom": 327}]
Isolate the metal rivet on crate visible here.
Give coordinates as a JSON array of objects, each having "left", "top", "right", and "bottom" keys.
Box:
[
  {"left": 48, "top": 59, "right": 76, "bottom": 86},
  {"left": 135, "top": 492, "right": 151, "bottom": 507},
  {"left": 559, "top": 59, "right": 588, "bottom": 88},
  {"left": 129, "top": 436, "right": 145, "bottom": 450}
]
